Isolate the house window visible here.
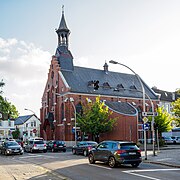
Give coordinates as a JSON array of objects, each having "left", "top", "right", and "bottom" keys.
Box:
[
  {"left": 8, "top": 120, "right": 11, "bottom": 127},
  {"left": 61, "top": 103, "right": 65, "bottom": 123},
  {"left": 76, "top": 103, "right": 83, "bottom": 116},
  {"left": 34, "top": 121, "right": 36, "bottom": 127},
  {"left": 31, "top": 122, "right": 33, "bottom": 127},
  {"left": 26, "top": 123, "right": 28, "bottom": 128},
  {"left": 137, "top": 106, "right": 143, "bottom": 122},
  {"left": 0, "top": 120, "right": 2, "bottom": 126}
]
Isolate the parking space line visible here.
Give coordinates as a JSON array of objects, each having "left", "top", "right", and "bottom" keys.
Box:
[
  {"left": 123, "top": 168, "right": 180, "bottom": 180},
  {"left": 89, "top": 164, "right": 112, "bottom": 170}
]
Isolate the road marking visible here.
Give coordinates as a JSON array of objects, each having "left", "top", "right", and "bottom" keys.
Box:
[
  {"left": 123, "top": 168, "right": 180, "bottom": 180},
  {"left": 89, "top": 164, "right": 112, "bottom": 170},
  {"left": 19, "top": 154, "right": 57, "bottom": 159}
]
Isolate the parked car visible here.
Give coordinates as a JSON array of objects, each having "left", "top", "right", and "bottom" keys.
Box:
[
  {"left": 162, "top": 137, "right": 174, "bottom": 144},
  {"left": 171, "top": 136, "right": 180, "bottom": 144},
  {"left": 88, "top": 140, "right": 142, "bottom": 168},
  {"left": 46, "top": 140, "right": 66, "bottom": 152},
  {"left": 72, "top": 141, "right": 98, "bottom": 156},
  {"left": 0, "top": 141, "right": 23, "bottom": 155},
  {"left": 24, "top": 140, "right": 47, "bottom": 153}
]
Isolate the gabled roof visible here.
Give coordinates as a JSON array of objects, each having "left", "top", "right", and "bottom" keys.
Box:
[
  {"left": 152, "top": 87, "right": 176, "bottom": 102},
  {"left": 14, "top": 115, "right": 34, "bottom": 125},
  {"left": 105, "top": 101, "right": 137, "bottom": 116},
  {"left": 61, "top": 66, "right": 158, "bottom": 100}
]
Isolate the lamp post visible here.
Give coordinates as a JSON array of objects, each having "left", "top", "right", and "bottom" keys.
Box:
[
  {"left": 24, "top": 108, "right": 35, "bottom": 114},
  {"left": 55, "top": 93, "right": 77, "bottom": 146},
  {"left": 109, "top": 60, "right": 147, "bottom": 160},
  {"left": 69, "top": 97, "right": 77, "bottom": 146}
]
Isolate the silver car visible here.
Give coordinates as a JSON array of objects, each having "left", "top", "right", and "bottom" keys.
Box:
[{"left": 24, "top": 140, "right": 47, "bottom": 153}]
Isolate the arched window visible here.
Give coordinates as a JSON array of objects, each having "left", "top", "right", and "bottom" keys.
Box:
[
  {"left": 76, "top": 103, "right": 83, "bottom": 116},
  {"left": 137, "top": 106, "right": 143, "bottom": 122},
  {"left": 61, "top": 103, "right": 64, "bottom": 123}
]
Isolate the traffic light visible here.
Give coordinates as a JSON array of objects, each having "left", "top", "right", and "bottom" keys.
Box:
[{"left": 94, "top": 80, "right": 99, "bottom": 90}]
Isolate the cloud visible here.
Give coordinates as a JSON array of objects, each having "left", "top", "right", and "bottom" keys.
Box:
[{"left": 0, "top": 37, "right": 51, "bottom": 116}]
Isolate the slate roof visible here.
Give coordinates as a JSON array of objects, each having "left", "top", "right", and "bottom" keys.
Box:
[
  {"left": 152, "top": 87, "right": 177, "bottom": 102},
  {"left": 61, "top": 66, "right": 158, "bottom": 100},
  {"left": 14, "top": 115, "right": 33, "bottom": 125},
  {"left": 57, "top": 12, "right": 69, "bottom": 32},
  {"left": 105, "top": 101, "right": 137, "bottom": 116}
]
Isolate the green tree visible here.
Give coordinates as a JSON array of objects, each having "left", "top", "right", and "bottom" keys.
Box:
[
  {"left": 12, "top": 128, "right": 20, "bottom": 139},
  {"left": 77, "top": 96, "right": 117, "bottom": 142},
  {"left": 150, "top": 107, "right": 172, "bottom": 135},
  {"left": 171, "top": 98, "right": 180, "bottom": 126},
  {"left": 0, "top": 96, "right": 19, "bottom": 119}
]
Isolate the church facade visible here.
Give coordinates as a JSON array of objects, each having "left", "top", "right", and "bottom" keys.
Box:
[{"left": 40, "top": 10, "right": 159, "bottom": 145}]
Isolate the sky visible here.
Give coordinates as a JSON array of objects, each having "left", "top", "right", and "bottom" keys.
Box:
[{"left": 0, "top": 0, "right": 180, "bottom": 117}]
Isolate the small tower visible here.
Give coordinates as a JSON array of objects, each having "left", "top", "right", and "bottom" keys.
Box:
[
  {"left": 56, "top": 6, "right": 70, "bottom": 48},
  {"left": 103, "top": 61, "right": 109, "bottom": 74}
]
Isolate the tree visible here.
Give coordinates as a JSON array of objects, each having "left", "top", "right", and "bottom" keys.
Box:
[
  {"left": 12, "top": 128, "right": 20, "bottom": 139},
  {"left": 171, "top": 98, "right": 180, "bottom": 126},
  {"left": 149, "top": 107, "right": 172, "bottom": 135},
  {"left": 0, "top": 96, "right": 19, "bottom": 119},
  {"left": 77, "top": 96, "right": 117, "bottom": 142}
]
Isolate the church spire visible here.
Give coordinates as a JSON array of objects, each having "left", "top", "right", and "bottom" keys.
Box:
[{"left": 56, "top": 5, "right": 70, "bottom": 48}]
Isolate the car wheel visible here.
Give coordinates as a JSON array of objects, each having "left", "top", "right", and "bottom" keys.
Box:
[
  {"left": 5, "top": 150, "right": 8, "bottom": 156},
  {"left": 72, "top": 149, "right": 76, "bottom": 155},
  {"left": 83, "top": 150, "right": 88, "bottom": 157},
  {"left": 20, "top": 152, "right": 23, "bottom": 155},
  {"left": 131, "top": 163, "right": 140, "bottom": 168},
  {"left": 108, "top": 156, "right": 116, "bottom": 168},
  {"left": 30, "top": 148, "right": 33, "bottom": 153},
  {"left": 88, "top": 153, "right": 95, "bottom": 164},
  {"left": 63, "top": 149, "right": 66, "bottom": 152},
  {"left": 43, "top": 150, "right": 47, "bottom": 153}
]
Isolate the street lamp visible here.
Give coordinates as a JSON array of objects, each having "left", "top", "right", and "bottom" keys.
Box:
[
  {"left": 69, "top": 97, "right": 77, "bottom": 146},
  {"left": 55, "top": 93, "right": 77, "bottom": 146},
  {"left": 109, "top": 60, "right": 147, "bottom": 160},
  {"left": 24, "top": 108, "right": 35, "bottom": 114}
]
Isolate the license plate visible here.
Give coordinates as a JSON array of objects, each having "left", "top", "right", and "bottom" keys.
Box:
[
  {"left": 14, "top": 150, "right": 19, "bottom": 152},
  {"left": 129, "top": 152, "right": 136, "bottom": 155}
]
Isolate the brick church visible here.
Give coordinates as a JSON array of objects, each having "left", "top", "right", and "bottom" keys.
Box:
[{"left": 40, "top": 9, "right": 159, "bottom": 145}]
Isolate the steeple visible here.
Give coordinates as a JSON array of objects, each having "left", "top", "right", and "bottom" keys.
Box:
[{"left": 56, "top": 5, "right": 70, "bottom": 48}]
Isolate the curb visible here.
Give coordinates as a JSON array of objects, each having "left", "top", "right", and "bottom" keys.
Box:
[{"left": 144, "top": 160, "right": 180, "bottom": 168}]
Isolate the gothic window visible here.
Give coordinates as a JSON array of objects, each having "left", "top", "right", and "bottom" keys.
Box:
[
  {"left": 137, "top": 106, "right": 143, "bottom": 122},
  {"left": 61, "top": 103, "right": 64, "bottom": 123},
  {"left": 76, "top": 103, "right": 83, "bottom": 116}
]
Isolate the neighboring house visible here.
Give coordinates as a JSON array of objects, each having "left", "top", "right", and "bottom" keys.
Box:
[
  {"left": 0, "top": 112, "right": 15, "bottom": 139},
  {"left": 152, "top": 87, "right": 180, "bottom": 137},
  {"left": 14, "top": 114, "right": 41, "bottom": 141},
  {"left": 40, "top": 9, "right": 159, "bottom": 145}
]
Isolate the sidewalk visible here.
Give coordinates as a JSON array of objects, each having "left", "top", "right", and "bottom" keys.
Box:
[{"left": 141, "top": 144, "right": 180, "bottom": 168}]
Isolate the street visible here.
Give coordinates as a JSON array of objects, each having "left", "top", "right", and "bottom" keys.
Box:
[{"left": 0, "top": 148, "right": 180, "bottom": 180}]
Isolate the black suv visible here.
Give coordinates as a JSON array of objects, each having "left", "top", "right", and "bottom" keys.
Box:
[
  {"left": 72, "top": 141, "right": 98, "bottom": 156},
  {"left": 88, "top": 140, "right": 142, "bottom": 168},
  {"left": 46, "top": 140, "right": 66, "bottom": 152}
]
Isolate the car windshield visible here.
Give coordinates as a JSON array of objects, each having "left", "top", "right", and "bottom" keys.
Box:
[
  {"left": 6, "top": 142, "right": 19, "bottom": 146},
  {"left": 56, "top": 141, "right": 64, "bottom": 145},
  {"left": 119, "top": 143, "right": 139, "bottom": 150},
  {"left": 34, "top": 141, "right": 44, "bottom": 144},
  {"left": 87, "top": 142, "right": 97, "bottom": 145}
]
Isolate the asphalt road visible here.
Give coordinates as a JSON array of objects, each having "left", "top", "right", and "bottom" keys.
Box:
[{"left": 0, "top": 150, "right": 180, "bottom": 180}]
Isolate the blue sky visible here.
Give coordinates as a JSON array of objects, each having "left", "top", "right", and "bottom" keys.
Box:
[{"left": 0, "top": 0, "right": 180, "bottom": 116}]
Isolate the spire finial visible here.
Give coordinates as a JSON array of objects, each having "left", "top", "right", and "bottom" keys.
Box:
[{"left": 62, "top": 5, "right": 64, "bottom": 14}]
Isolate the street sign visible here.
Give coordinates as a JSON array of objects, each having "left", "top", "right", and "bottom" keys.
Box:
[
  {"left": 143, "top": 123, "right": 150, "bottom": 130},
  {"left": 143, "top": 117, "right": 148, "bottom": 123},
  {"left": 142, "top": 112, "right": 158, "bottom": 117}
]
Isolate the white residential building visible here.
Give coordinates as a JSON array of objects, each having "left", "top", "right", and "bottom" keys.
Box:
[
  {"left": 0, "top": 112, "right": 15, "bottom": 139},
  {"left": 14, "top": 114, "right": 41, "bottom": 141}
]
